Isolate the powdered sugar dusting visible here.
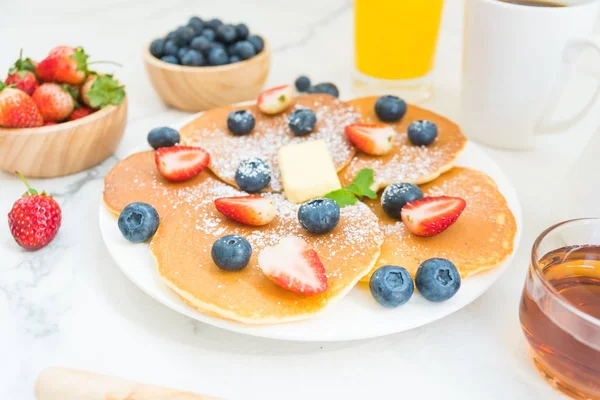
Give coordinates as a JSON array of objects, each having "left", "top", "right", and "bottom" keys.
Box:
[{"left": 181, "top": 95, "right": 360, "bottom": 192}]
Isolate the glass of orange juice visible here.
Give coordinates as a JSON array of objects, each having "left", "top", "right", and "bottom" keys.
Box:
[{"left": 354, "top": 0, "right": 444, "bottom": 101}]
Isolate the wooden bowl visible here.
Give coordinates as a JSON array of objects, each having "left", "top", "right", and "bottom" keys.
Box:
[
  {"left": 144, "top": 40, "right": 271, "bottom": 112},
  {"left": 0, "top": 99, "right": 128, "bottom": 178}
]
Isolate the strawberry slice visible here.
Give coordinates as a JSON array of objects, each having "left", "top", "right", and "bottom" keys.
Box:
[
  {"left": 214, "top": 195, "right": 276, "bottom": 226},
  {"left": 401, "top": 196, "right": 466, "bottom": 237},
  {"left": 258, "top": 236, "right": 328, "bottom": 295},
  {"left": 155, "top": 146, "right": 210, "bottom": 182},
  {"left": 345, "top": 123, "right": 395, "bottom": 155},
  {"left": 257, "top": 84, "right": 294, "bottom": 115}
]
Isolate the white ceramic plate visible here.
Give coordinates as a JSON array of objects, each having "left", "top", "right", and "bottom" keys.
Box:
[{"left": 100, "top": 141, "right": 522, "bottom": 342}]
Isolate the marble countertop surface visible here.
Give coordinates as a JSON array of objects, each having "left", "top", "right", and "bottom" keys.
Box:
[{"left": 2, "top": 0, "right": 599, "bottom": 398}]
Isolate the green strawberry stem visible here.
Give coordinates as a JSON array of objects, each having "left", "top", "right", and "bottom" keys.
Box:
[{"left": 15, "top": 171, "right": 39, "bottom": 196}]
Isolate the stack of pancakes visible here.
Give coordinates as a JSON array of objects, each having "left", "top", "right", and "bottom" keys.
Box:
[{"left": 104, "top": 94, "right": 516, "bottom": 324}]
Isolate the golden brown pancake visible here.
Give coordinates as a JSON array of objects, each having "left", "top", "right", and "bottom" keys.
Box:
[
  {"left": 104, "top": 152, "right": 383, "bottom": 324},
  {"left": 179, "top": 94, "right": 360, "bottom": 193},
  {"left": 339, "top": 96, "right": 467, "bottom": 190},
  {"left": 361, "top": 167, "right": 517, "bottom": 282}
]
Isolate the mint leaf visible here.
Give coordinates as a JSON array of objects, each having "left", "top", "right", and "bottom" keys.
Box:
[
  {"left": 325, "top": 189, "right": 358, "bottom": 207},
  {"left": 87, "top": 74, "right": 126, "bottom": 108},
  {"left": 347, "top": 168, "right": 376, "bottom": 199}
]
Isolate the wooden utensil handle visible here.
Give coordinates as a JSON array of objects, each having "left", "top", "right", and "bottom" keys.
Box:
[{"left": 35, "top": 367, "right": 219, "bottom": 400}]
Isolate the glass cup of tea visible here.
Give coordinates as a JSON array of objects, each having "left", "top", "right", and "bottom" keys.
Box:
[
  {"left": 353, "top": 0, "right": 444, "bottom": 102},
  {"left": 520, "top": 219, "right": 600, "bottom": 399}
]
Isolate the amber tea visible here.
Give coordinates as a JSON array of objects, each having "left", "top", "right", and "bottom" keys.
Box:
[{"left": 520, "top": 244, "right": 600, "bottom": 399}]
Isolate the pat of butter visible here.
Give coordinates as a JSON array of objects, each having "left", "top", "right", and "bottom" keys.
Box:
[{"left": 278, "top": 140, "right": 341, "bottom": 204}]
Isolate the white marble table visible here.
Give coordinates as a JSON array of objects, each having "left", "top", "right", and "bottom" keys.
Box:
[{"left": 1, "top": 0, "right": 599, "bottom": 398}]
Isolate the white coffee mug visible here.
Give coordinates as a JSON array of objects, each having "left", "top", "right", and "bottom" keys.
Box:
[{"left": 461, "top": 0, "right": 600, "bottom": 149}]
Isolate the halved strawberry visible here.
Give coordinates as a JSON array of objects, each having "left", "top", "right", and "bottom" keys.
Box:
[
  {"left": 155, "top": 146, "right": 210, "bottom": 182},
  {"left": 345, "top": 123, "right": 395, "bottom": 155},
  {"left": 257, "top": 84, "right": 294, "bottom": 115},
  {"left": 258, "top": 236, "right": 328, "bottom": 295},
  {"left": 214, "top": 195, "right": 276, "bottom": 226},
  {"left": 401, "top": 196, "right": 466, "bottom": 237}
]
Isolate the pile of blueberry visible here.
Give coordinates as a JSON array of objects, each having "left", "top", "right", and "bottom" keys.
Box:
[{"left": 149, "top": 16, "right": 265, "bottom": 66}]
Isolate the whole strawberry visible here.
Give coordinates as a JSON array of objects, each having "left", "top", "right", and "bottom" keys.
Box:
[
  {"left": 32, "top": 83, "right": 75, "bottom": 122},
  {"left": 8, "top": 173, "right": 61, "bottom": 250},
  {"left": 67, "top": 106, "right": 95, "bottom": 121},
  {"left": 35, "top": 46, "right": 88, "bottom": 85},
  {"left": 80, "top": 74, "right": 125, "bottom": 109},
  {"left": 5, "top": 50, "right": 39, "bottom": 95},
  {"left": 0, "top": 82, "right": 43, "bottom": 128}
]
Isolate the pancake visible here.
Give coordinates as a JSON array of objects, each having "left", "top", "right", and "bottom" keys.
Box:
[
  {"left": 361, "top": 167, "right": 517, "bottom": 282},
  {"left": 104, "top": 152, "right": 383, "bottom": 324},
  {"left": 179, "top": 94, "right": 360, "bottom": 193},
  {"left": 339, "top": 96, "right": 467, "bottom": 190}
]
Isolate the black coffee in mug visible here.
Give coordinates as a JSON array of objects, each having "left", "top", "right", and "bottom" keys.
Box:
[{"left": 498, "top": 0, "right": 566, "bottom": 6}]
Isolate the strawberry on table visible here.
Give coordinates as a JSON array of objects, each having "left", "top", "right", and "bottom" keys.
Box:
[
  {"left": 257, "top": 84, "right": 294, "bottom": 115},
  {"left": 401, "top": 196, "right": 466, "bottom": 237},
  {"left": 80, "top": 74, "right": 125, "bottom": 109},
  {"left": 214, "top": 195, "right": 276, "bottom": 226},
  {"left": 35, "top": 46, "right": 88, "bottom": 85},
  {"left": 8, "top": 173, "right": 62, "bottom": 250},
  {"left": 5, "top": 50, "right": 39, "bottom": 95},
  {"left": 155, "top": 145, "right": 210, "bottom": 182},
  {"left": 258, "top": 236, "right": 328, "bottom": 295},
  {"left": 0, "top": 82, "right": 43, "bottom": 128},
  {"left": 67, "top": 106, "right": 95, "bottom": 121},
  {"left": 32, "top": 83, "right": 75, "bottom": 122},
  {"left": 345, "top": 123, "right": 395, "bottom": 156}
]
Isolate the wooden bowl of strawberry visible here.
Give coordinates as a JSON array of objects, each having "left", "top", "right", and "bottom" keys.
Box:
[{"left": 0, "top": 46, "right": 128, "bottom": 178}]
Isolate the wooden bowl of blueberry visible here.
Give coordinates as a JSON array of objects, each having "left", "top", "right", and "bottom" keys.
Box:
[{"left": 144, "top": 16, "right": 270, "bottom": 112}]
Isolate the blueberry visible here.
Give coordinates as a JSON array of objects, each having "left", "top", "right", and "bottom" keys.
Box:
[
  {"left": 206, "top": 18, "right": 223, "bottom": 30},
  {"left": 163, "top": 40, "right": 179, "bottom": 57},
  {"left": 175, "top": 25, "right": 195, "bottom": 45},
  {"left": 147, "top": 126, "right": 180, "bottom": 149},
  {"left": 190, "top": 36, "right": 212, "bottom": 53},
  {"left": 295, "top": 75, "right": 311, "bottom": 92},
  {"left": 247, "top": 34, "right": 265, "bottom": 53},
  {"left": 207, "top": 47, "right": 228, "bottom": 66},
  {"left": 160, "top": 55, "right": 179, "bottom": 65},
  {"left": 233, "top": 40, "right": 256, "bottom": 60},
  {"left": 235, "top": 23, "right": 249, "bottom": 39},
  {"left": 375, "top": 95, "right": 407, "bottom": 122},
  {"left": 181, "top": 49, "right": 205, "bottom": 66},
  {"left": 227, "top": 42, "right": 239, "bottom": 56},
  {"left": 407, "top": 120, "right": 438, "bottom": 146},
  {"left": 380, "top": 183, "right": 423, "bottom": 219},
  {"left": 229, "top": 55, "right": 241, "bottom": 64},
  {"left": 227, "top": 110, "right": 255, "bottom": 136},
  {"left": 209, "top": 42, "right": 226, "bottom": 51},
  {"left": 118, "top": 202, "right": 160, "bottom": 243},
  {"left": 369, "top": 266, "right": 414, "bottom": 308},
  {"left": 188, "top": 16, "right": 204, "bottom": 32},
  {"left": 288, "top": 108, "right": 317, "bottom": 136},
  {"left": 166, "top": 31, "right": 178, "bottom": 42},
  {"left": 149, "top": 38, "right": 165, "bottom": 58},
  {"left": 235, "top": 158, "right": 271, "bottom": 193},
  {"left": 177, "top": 47, "right": 190, "bottom": 60},
  {"left": 415, "top": 258, "right": 461, "bottom": 302},
  {"left": 216, "top": 24, "right": 237, "bottom": 43},
  {"left": 211, "top": 235, "right": 252, "bottom": 271},
  {"left": 297, "top": 198, "right": 340, "bottom": 234},
  {"left": 307, "top": 82, "right": 339, "bottom": 98},
  {"left": 200, "top": 28, "right": 216, "bottom": 42}
]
